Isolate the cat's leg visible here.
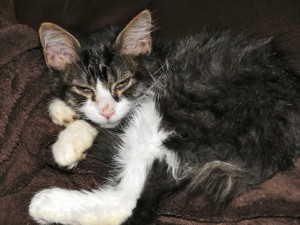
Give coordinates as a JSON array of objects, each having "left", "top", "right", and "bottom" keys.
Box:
[
  {"left": 29, "top": 100, "right": 177, "bottom": 225},
  {"left": 30, "top": 148, "right": 163, "bottom": 225},
  {"left": 49, "top": 98, "right": 78, "bottom": 127},
  {"left": 52, "top": 119, "right": 98, "bottom": 168},
  {"left": 29, "top": 161, "right": 151, "bottom": 225},
  {"left": 123, "top": 160, "right": 180, "bottom": 225}
]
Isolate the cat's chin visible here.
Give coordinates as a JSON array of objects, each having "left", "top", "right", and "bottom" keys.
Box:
[{"left": 99, "top": 121, "right": 120, "bottom": 129}]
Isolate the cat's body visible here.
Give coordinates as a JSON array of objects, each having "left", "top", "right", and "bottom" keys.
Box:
[{"left": 29, "top": 11, "right": 299, "bottom": 225}]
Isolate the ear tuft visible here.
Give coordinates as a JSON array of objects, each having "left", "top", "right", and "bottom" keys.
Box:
[
  {"left": 39, "top": 23, "right": 81, "bottom": 70},
  {"left": 116, "top": 10, "right": 152, "bottom": 56}
]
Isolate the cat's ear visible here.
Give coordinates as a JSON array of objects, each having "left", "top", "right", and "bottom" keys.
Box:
[
  {"left": 39, "top": 23, "right": 81, "bottom": 70},
  {"left": 116, "top": 10, "right": 152, "bottom": 56}
]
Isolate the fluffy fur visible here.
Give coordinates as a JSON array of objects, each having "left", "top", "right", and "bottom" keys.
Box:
[{"left": 29, "top": 10, "right": 300, "bottom": 225}]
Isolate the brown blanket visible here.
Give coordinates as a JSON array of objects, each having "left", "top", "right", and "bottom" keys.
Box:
[{"left": 0, "top": 19, "right": 299, "bottom": 225}]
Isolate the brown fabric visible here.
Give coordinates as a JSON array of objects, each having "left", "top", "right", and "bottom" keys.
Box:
[
  {"left": 0, "top": 0, "right": 17, "bottom": 24},
  {"left": 0, "top": 0, "right": 300, "bottom": 224},
  {"left": 14, "top": 0, "right": 150, "bottom": 31},
  {"left": 0, "top": 19, "right": 56, "bottom": 224},
  {"left": 155, "top": 217, "right": 300, "bottom": 225},
  {"left": 14, "top": 0, "right": 300, "bottom": 63}
]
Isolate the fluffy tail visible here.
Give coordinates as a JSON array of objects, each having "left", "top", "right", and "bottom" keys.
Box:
[{"left": 186, "top": 161, "right": 256, "bottom": 206}]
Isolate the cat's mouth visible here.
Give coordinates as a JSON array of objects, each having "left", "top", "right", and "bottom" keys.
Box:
[{"left": 88, "top": 112, "right": 122, "bottom": 128}]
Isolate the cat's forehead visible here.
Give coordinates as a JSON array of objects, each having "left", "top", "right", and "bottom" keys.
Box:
[
  {"left": 75, "top": 33, "right": 137, "bottom": 83},
  {"left": 76, "top": 46, "right": 113, "bottom": 82},
  {"left": 110, "top": 55, "right": 137, "bottom": 75},
  {"left": 80, "top": 49, "right": 136, "bottom": 82},
  {"left": 82, "top": 45, "right": 113, "bottom": 66}
]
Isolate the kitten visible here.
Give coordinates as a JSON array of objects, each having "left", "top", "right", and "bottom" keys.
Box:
[{"left": 29, "top": 10, "right": 300, "bottom": 225}]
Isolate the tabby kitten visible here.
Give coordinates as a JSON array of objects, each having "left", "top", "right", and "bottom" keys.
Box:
[{"left": 29, "top": 10, "right": 299, "bottom": 225}]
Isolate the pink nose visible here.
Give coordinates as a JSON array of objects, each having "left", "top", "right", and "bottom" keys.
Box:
[
  {"left": 100, "top": 104, "right": 115, "bottom": 120},
  {"left": 101, "top": 112, "right": 114, "bottom": 120}
]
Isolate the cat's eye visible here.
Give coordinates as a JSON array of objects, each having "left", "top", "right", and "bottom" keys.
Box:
[
  {"left": 75, "top": 86, "right": 94, "bottom": 95},
  {"left": 115, "top": 77, "right": 132, "bottom": 90}
]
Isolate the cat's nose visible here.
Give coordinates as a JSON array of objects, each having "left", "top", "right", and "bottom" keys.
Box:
[
  {"left": 100, "top": 104, "right": 115, "bottom": 120},
  {"left": 101, "top": 112, "right": 114, "bottom": 120}
]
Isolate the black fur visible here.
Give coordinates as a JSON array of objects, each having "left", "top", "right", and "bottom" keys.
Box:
[{"left": 155, "top": 33, "right": 300, "bottom": 202}]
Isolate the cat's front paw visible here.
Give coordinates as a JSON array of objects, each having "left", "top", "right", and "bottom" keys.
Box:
[
  {"left": 52, "top": 120, "right": 98, "bottom": 169},
  {"left": 29, "top": 188, "right": 77, "bottom": 225},
  {"left": 29, "top": 190, "right": 54, "bottom": 225},
  {"left": 49, "top": 98, "right": 78, "bottom": 127},
  {"left": 29, "top": 188, "right": 130, "bottom": 225}
]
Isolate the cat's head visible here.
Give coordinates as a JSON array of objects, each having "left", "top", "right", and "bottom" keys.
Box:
[{"left": 39, "top": 10, "right": 154, "bottom": 128}]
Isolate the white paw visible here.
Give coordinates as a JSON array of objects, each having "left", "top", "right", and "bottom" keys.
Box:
[
  {"left": 29, "top": 188, "right": 79, "bottom": 225},
  {"left": 29, "top": 188, "right": 66, "bottom": 225},
  {"left": 49, "top": 98, "right": 78, "bottom": 127},
  {"left": 52, "top": 120, "right": 98, "bottom": 168},
  {"left": 29, "top": 188, "right": 131, "bottom": 225}
]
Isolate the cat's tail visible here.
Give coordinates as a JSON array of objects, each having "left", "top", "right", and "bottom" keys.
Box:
[{"left": 186, "top": 161, "right": 257, "bottom": 207}]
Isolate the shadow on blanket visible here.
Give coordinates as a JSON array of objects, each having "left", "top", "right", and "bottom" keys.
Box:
[{"left": 0, "top": 19, "right": 299, "bottom": 225}]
